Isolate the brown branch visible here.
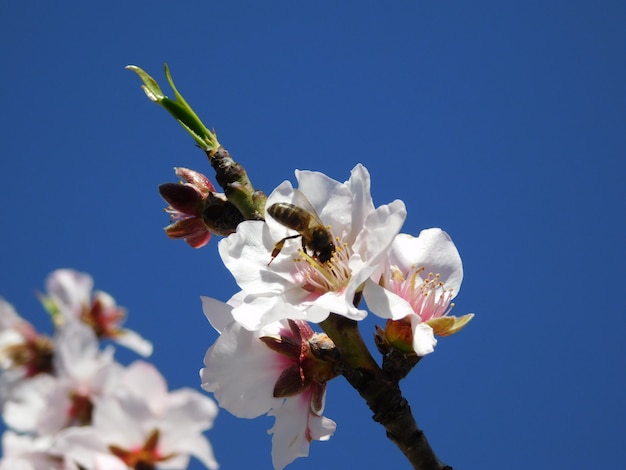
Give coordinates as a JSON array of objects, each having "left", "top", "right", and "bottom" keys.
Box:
[{"left": 320, "top": 314, "right": 451, "bottom": 470}]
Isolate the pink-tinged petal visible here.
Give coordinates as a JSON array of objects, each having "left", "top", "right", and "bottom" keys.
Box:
[
  {"left": 362, "top": 279, "right": 416, "bottom": 320},
  {"left": 201, "top": 321, "right": 284, "bottom": 419},
  {"left": 165, "top": 217, "right": 211, "bottom": 248},
  {"left": 389, "top": 229, "right": 463, "bottom": 294},
  {"left": 410, "top": 319, "right": 437, "bottom": 356},
  {"left": 174, "top": 167, "right": 216, "bottom": 194},
  {"left": 184, "top": 228, "right": 212, "bottom": 249}
]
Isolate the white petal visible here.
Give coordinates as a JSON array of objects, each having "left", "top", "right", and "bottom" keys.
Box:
[
  {"left": 94, "top": 454, "right": 127, "bottom": 470},
  {"left": 354, "top": 199, "right": 406, "bottom": 265},
  {"left": 114, "top": 329, "right": 153, "bottom": 357},
  {"left": 218, "top": 221, "right": 293, "bottom": 293},
  {"left": 390, "top": 229, "right": 463, "bottom": 294},
  {"left": 54, "top": 322, "right": 111, "bottom": 383},
  {"left": 37, "top": 381, "right": 74, "bottom": 434},
  {"left": 3, "top": 374, "right": 57, "bottom": 432},
  {"left": 0, "top": 298, "right": 23, "bottom": 330},
  {"left": 0, "top": 459, "right": 34, "bottom": 470},
  {"left": 312, "top": 290, "right": 367, "bottom": 321},
  {"left": 90, "top": 395, "right": 144, "bottom": 445},
  {"left": 201, "top": 321, "right": 283, "bottom": 418},
  {"left": 345, "top": 164, "right": 375, "bottom": 241},
  {"left": 162, "top": 433, "right": 219, "bottom": 470},
  {"left": 46, "top": 269, "right": 93, "bottom": 318},
  {"left": 308, "top": 413, "right": 337, "bottom": 442},
  {"left": 201, "top": 296, "right": 236, "bottom": 333},
  {"left": 0, "top": 431, "right": 55, "bottom": 470},
  {"left": 410, "top": 319, "right": 437, "bottom": 356},
  {"left": 53, "top": 426, "right": 110, "bottom": 468},
  {"left": 231, "top": 294, "right": 308, "bottom": 331},
  {"left": 293, "top": 169, "right": 353, "bottom": 234},
  {"left": 294, "top": 170, "right": 348, "bottom": 216},
  {"left": 164, "top": 388, "right": 218, "bottom": 432},
  {"left": 120, "top": 361, "right": 168, "bottom": 413},
  {"left": 268, "top": 393, "right": 335, "bottom": 470},
  {"left": 363, "top": 280, "right": 416, "bottom": 320}
]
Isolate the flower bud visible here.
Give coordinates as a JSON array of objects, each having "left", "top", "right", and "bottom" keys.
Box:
[
  {"left": 159, "top": 167, "right": 243, "bottom": 248},
  {"left": 383, "top": 317, "right": 416, "bottom": 355}
]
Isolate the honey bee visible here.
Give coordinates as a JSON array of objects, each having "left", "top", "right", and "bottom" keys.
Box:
[{"left": 267, "top": 189, "right": 335, "bottom": 264}]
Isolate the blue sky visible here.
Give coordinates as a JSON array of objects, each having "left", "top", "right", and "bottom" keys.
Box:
[{"left": 1, "top": 2, "right": 625, "bottom": 469}]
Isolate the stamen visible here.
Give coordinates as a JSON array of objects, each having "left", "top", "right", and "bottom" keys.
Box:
[
  {"left": 295, "top": 238, "right": 352, "bottom": 294},
  {"left": 390, "top": 268, "right": 455, "bottom": 321}
]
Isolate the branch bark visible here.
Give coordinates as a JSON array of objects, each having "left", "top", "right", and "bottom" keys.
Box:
[{"left": 320, "top": 314, "right": 451, "bottom": 470}]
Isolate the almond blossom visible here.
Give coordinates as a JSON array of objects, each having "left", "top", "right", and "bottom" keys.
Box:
[
  {"left": 363, "top": 228, "right": 474, "bottom": 356},
  {"left": 0, "top": 299, "right": 54, "bottom": 403},
  {"left": 41, "top": 269, "right": 152, "bottom": 357},
  {"left": 55, "top": 361, "right": 219, "bottom": 470},
  {"left": 0, "top": 431, "right": 74, "bottom": 470},
  {"left": 218, "top": 164, "right": 406, "bottom": 330},
  {"left": 2, "top": 322, "right": 121, "bottom": 435},
  {"left": 200, "top": 296, "right": 337, "bottom": 470}
]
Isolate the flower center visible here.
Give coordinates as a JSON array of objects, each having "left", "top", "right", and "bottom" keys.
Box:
[
  {"left": 80, "top": 298, "right": 126, "bottom": 339},
  {"left": 68, "top": 390, "right": 94, "bottom": 426},
  {"left": 295, "top": 236, "right": 352, "bottom": 294},
  {"left": 389, "top": 266, "right": 455, "bottom": 321},
  {"left": 1, "top": 335, "right": 54, "bottom": 377},
  {"left": 109, "top": 429, "right": 176, "bottom": 470}
]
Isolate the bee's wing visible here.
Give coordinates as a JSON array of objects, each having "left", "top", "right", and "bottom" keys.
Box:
[{"left": 292, "top": 189, "right": 326, "bottom": 227}]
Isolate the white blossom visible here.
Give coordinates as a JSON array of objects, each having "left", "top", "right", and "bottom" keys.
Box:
[
  {"left": 218, "top": 164, "right": 406, "bottom": 330},
  {"left": 200, "top": 296, "right": 336, "bottom": 469},
  {"left": 364, "top": 228, "right": 473, "bottom": 355},
  {"left": 56, "top": 361, "right": 219, "bottom": 470},
  {"left": 43, "top": 269, "right": 152, "bottom": 357}
]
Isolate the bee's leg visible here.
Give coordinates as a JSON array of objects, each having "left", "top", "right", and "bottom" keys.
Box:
[{"left": 269, "top": 234, "right": 302, "bottom": 265}]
